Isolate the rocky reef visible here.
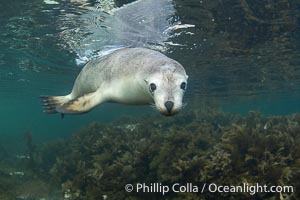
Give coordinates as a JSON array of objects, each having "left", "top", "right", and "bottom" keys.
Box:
[{"left": 1, "top": 110, "right": 299, "bottom": 199}]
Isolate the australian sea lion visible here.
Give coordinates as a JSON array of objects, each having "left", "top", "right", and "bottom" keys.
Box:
[{"left": 41, "top": 48, "right": 188, "bottom": 116}]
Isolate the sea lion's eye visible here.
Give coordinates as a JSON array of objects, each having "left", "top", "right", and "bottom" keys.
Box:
[
  {"left": 149, "top": 83, "right": 156, "bottom": 92},
  {"left": 180, "top": 82, "right": 187, "bottom": 90}
]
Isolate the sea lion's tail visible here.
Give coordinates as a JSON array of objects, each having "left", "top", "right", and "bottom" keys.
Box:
[{"left": 40, "top": 95, "right": 69, "bottom": 114}]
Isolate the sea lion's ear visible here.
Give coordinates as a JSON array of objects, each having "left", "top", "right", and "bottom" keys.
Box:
[{"left": 144, "top": 79, "right": 148, "bottom": 84}]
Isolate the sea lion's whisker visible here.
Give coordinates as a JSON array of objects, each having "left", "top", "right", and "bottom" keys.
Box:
[
  {"left": 182, "top": 102, "right": 187, "bottom": 109},
  {"left": 149, "top": 103, "right": 157, "bottom": 109}
]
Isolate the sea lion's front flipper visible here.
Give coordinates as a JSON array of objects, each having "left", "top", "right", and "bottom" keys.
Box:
[{"left": 56, "top": 92, "right": 99, "bottom": 114}]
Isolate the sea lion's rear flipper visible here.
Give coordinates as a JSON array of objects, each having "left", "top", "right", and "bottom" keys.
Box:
[
  {"left": 55, "top": 92, "right": 99, "bottom": 114},
  {"left": 40, "top": 95, "right": 69, "bottom": 114},
  {"left": 40, "top": 92, "right": 99, "bottom": 115}
]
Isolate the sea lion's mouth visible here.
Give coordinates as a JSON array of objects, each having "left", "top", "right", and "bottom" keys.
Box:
[{"left": 160, "top": 109, "right": 178, "bottom": 117}]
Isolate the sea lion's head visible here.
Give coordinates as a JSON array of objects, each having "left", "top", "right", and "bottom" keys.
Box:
[{"left": 145, "top": 63, "right": 188, "bottom": 116}]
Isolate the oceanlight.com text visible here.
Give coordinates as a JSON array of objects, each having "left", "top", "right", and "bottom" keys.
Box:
[
  {"left": 208, "top": 183, "right": 294, "bottom": 195},
  {"left": 124, "top": 182, "right": 294, "bottom": 196}
]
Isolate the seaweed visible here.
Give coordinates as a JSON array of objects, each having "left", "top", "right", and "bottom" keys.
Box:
[
  {"left": 35, "top": 110, "right": 299, "bottom": 199},
  {"left": 1, "top": 109, "right": 299, "bottom": 199},
  {"left": 24, "top": 130, "right": 35, "bottom": 169}
]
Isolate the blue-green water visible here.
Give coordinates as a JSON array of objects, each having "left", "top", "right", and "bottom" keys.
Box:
[{"left": 0, "top": 0, "right": 300, "bottom": 198}]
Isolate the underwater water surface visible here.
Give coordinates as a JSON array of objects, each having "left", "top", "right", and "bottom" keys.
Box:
[{"left": 0, "top": 0, "right": 300, "bottom": 199}]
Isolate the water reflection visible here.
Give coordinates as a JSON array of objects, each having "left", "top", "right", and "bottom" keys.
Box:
[{"left": 58, "top": 0, "right": 195, "bottom": 64}]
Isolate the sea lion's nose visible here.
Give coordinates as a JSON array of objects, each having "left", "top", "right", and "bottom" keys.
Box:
[{"left": 164, "top": 101, "right": 174, "bottom": 113}]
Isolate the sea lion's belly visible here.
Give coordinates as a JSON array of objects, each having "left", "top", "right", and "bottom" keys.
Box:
[{"left": 106, "top": 78, "right": 152, "bottom": 104}]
